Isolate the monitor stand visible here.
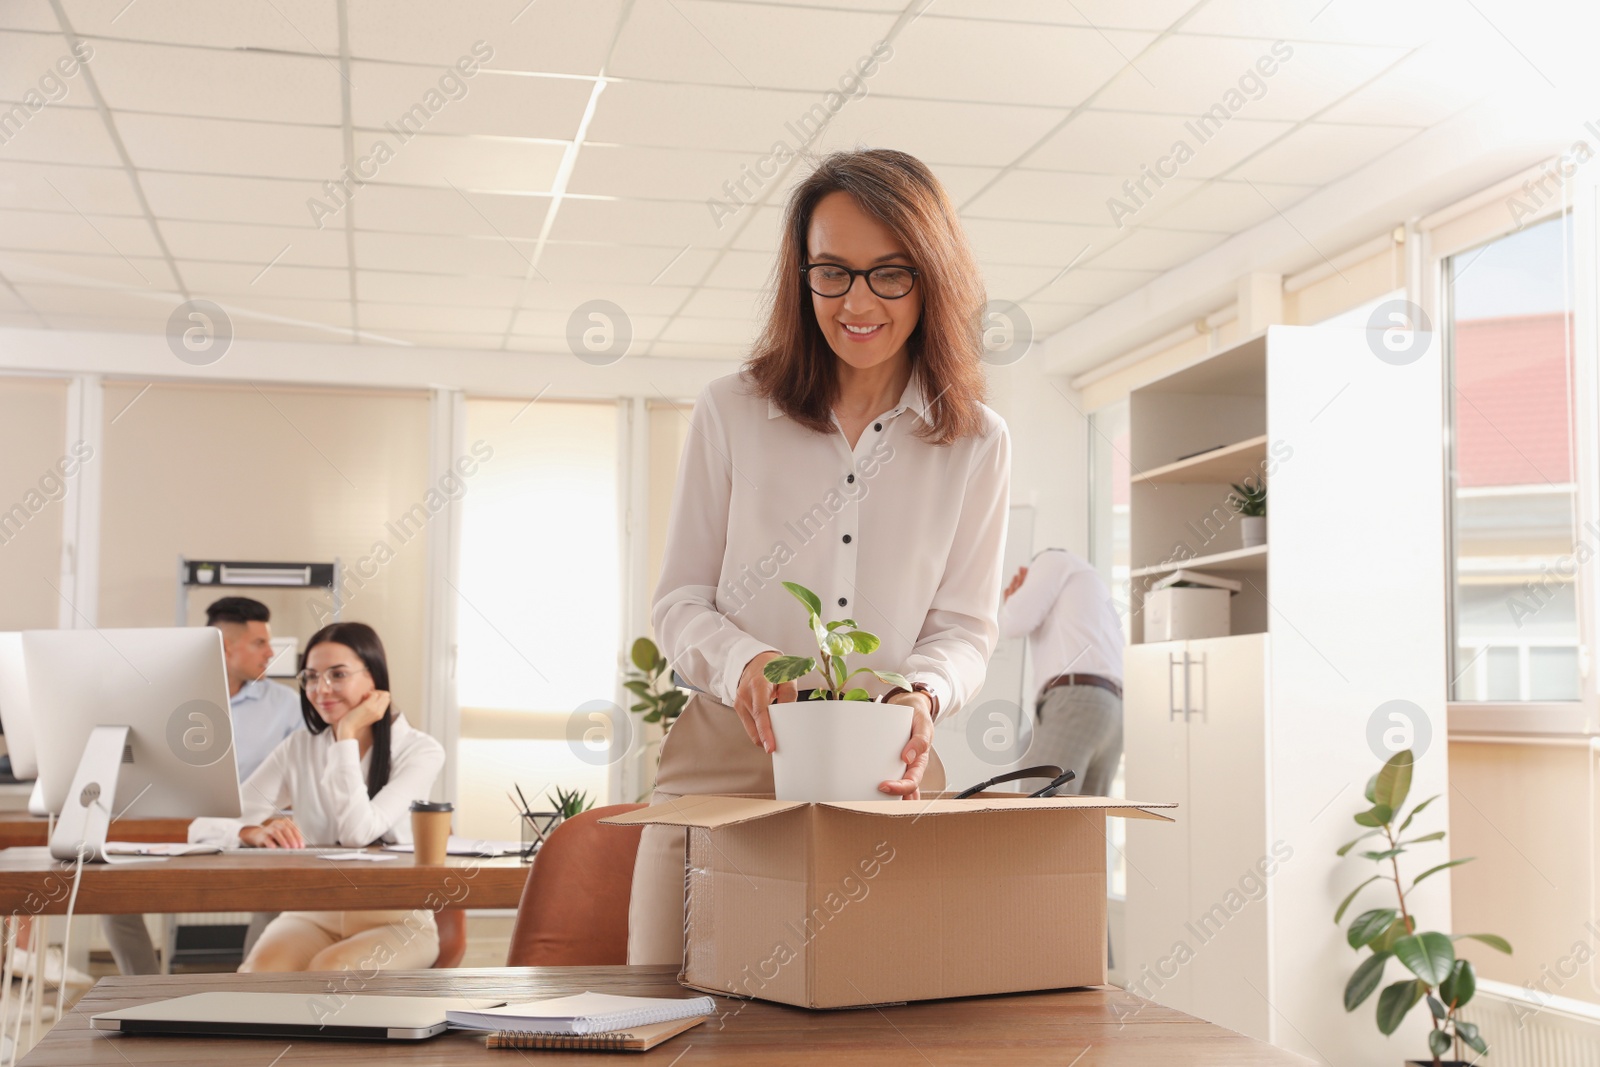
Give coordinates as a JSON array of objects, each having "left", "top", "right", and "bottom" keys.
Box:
[{"left": 49, "top": 725, "right": 130, "bottom": 864}]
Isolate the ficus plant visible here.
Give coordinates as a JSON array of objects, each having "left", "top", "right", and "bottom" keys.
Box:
[
  {"left": 761, "top": 582, "right": 910, "bottom": 700},
  {"left": 1334, "top": 749, "right": 1512, "bottom": 1065},
  {"left": 623, "top": 636, "right": 687, "bottom": 731}
]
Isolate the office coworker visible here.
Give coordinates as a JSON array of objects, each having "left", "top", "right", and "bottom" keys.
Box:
[
  {"left": 189, "top": 622, "right": 445, "bottom": 973},
  {"left": 102, "top": 596, "right": 304, "bottom": 976},
  {"left": 628, "top": 148, "right": 1012, "bottom": 965},
  {"left": 999, "top": 548, "right": 1125, "bottom": 797}
]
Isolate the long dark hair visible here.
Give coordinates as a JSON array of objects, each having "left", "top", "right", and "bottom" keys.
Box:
[
  {"left": 745, "top": 148, "right": 988, "bottom": 445},
  {"left": 299, "top": 622, "right": 393, "bottom": 798}
]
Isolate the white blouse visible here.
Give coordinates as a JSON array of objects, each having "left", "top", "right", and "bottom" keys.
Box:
[
  {"left": 653, "top": 370, "right": 1011, "bottom": 717},
  {"left": 189, "top": 710, "right": 445, "bottom": 849}
]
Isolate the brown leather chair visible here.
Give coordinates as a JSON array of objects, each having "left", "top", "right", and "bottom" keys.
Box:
[
  {"left": 506, "top": 803, "right": 646, "bottom": 966},
  {"left": 433, "top": 908, "right": 467, "bottom": 968}
]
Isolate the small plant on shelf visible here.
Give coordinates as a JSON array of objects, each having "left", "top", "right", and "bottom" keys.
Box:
[
  {"left": 1228, "top": 479, "right": 1266, "bottom": 517},
  {"left": 1334, "top": 749, "right": 1511, "bottom": 1066},
  {"left": 761, "top": 582, "right": 909, "bottom": 699}
]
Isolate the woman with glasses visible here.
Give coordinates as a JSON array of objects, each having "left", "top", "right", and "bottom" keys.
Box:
[
  {"left": 629, "top": 148, "right": 1011, "bottom": 965},
  {"left": 189, "top": 621, "right": 445, "bottom": 973}
]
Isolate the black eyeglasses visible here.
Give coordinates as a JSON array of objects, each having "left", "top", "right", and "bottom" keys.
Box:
[{"left": 801, "top": 263, "right": 919, "bottom": 300}]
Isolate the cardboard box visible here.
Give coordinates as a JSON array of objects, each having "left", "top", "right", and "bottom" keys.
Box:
[
  {"left": 602, "top": 792, "right": 1174, "bottom": 1009},
  {"left": 1144, "top": 585, "right": 1231, "bottom": 642}
]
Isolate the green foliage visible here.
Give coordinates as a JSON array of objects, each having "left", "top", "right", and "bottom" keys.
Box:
[
  {"left": 1228, "top": 479, "right": 1267, "bottom": 517},
  {"left": 623, "top": 636, "right": 688, "bottom": 731},
  {"left": 761, "top": 581, "right": 910, "bottom": 700},
  {"left": 1334, "top": 748, "right": 1511, "bottom": 1066},
  {"left": 548, "top": 786, "right": 594, "bottom": 819}
]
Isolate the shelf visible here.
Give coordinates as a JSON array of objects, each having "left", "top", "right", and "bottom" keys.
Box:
[
  {"left": 1131, "top": 544, "right": 1267, "bottom": 579},
  {"left": 182, "top": 559, "right": 336, "bottom": 588},
  {"left": 1132, "top": 435, "right": 1268, "bottom": 486}
]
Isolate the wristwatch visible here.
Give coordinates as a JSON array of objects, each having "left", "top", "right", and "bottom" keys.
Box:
[{"left": 886, "top": 681, "right": 940, "bottom": 723}]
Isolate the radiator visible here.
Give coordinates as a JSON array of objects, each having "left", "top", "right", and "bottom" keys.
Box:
[{"left": 1458, "top": 978, "right": 1600, "bottom": 1065}]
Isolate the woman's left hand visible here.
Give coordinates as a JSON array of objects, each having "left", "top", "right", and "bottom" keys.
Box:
[
  {"left": 335, "top": 689, "right": 391, "bottom": 744},
  {"left": 879, "top": 691, "right": 935, "bottom": 800}
]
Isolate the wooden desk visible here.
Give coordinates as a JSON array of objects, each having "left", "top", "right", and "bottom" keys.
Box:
[
  {"left": 0, "top": 847, "right": 527, "bottom": 914},
  {"left": 0, "top": 816, "right": 191, "bottom": 851},
  {"left": 23, "top": 967, "right": 1315, "bottom": 1066}
]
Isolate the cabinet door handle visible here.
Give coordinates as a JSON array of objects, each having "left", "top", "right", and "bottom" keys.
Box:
[
  {"left": 1168, "top": 653, "right": 1184, "bottom": 721},
  {"left": 1186, "top": 652, "right": 1206, "bottom": 722}
]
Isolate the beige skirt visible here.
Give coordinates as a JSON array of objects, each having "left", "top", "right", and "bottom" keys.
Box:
[{"left": 624, "top": 692, "right": 945, "bottom": 965}]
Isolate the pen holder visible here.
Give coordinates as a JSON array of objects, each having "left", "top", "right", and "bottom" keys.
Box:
[{"left": 519, "top": 811, "right": 563, "bottom": 862}]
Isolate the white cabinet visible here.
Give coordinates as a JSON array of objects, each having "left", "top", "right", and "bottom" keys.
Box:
[{"left": 1121, "top": 326, "right": 1448, "bottom": 1064}]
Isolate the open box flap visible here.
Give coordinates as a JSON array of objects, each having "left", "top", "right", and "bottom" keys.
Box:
[{"left": 601, "top": 791, "right": 1177, "bottom": 828}]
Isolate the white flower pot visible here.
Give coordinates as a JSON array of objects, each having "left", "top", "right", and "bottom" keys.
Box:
[
  {"left": 767, "top": 699, "right": 914, "bottom": 802},
  {"left": 1240, "top": 515, "right": 1266, "bottom": 548}
]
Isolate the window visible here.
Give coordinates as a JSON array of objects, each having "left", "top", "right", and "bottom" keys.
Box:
[
  {"left": 1446, "top": 213, "right": 1580, "bottom": 703},
  {"left": 454, "top": 399, "right": 619, "bottom": 840}
]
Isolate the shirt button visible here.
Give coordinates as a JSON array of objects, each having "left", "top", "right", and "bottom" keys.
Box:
[
  {"left": 847, "top": 473, "right": 855, "bottom": 483},
  {"left": 838, "top": 597, "right": 848, "bottom": 607},
  {"left": 874, "top": 422, "right": 883, "bottom": 432},
  {"left": 842, "top": 534, "right": 852, "bottom": 544}
]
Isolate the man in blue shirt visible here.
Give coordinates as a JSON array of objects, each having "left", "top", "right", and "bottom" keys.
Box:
[{"left": 101, "top": 597, "right": 304, "bottom": 975}]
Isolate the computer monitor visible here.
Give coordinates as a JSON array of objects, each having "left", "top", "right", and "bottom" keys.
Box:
[
  {"left": 25, "top": 626, "right": 243, "bottom": 861},
  {"left": 0, "top": 632, "right": 40, "bottom": 781}
]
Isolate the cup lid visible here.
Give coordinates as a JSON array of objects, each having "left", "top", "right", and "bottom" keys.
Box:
[{"left": 409, "top": 800, "right": 453, "bottom": 812}]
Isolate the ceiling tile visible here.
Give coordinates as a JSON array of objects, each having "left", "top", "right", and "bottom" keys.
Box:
[
  {"left": 1182, "top": 0, "right": 1451, "bottom": 47},
  {"left": 1030, "top": 266, "right": 1159, "bottom": 305},
  {"left": 654, "top": 314, "right": 758, "bottom": 345},
  {"left": 546, "top": 197, "right": 722, "bottom": 248},
  {"left": 808, "top": 95, "right": 1070, "bottom": 169},
  {"left": 960, "top": 217, "right": 1109, "bottom": 268},
  {"left": 184, "top": 261, "right": 347, "bottom": 301},
  {"left": 0, "top": 162, "right": 142, "bottom": 215},
  {"left": 568, "top": 143, "right": 767, "bottom": 200},
  {"left": 0, "top": 104, "right": 122, "bottom": 166},
  {"left": 1136, "top": 180, "right": 1316, "bottom": 234},
  {"left": 0, "top": 31, "right": 89, "bottom": 99},
  {"left": 870, "top": 20, "right": 1155, "bottom": 107},
  {"left": 0, "top": 3, "right": 57, "bottom": 32},
  {"left": 699, "top": 248, "right": 774, "bottom": 289},
  {"left": 1088, "top": 227, "right": 1231, "bottom": 272},
  {"left": 117, "top": 114, "right": 343, "bottom": 179},
  {"left": 61, "top": 0, "right": 340, "bottom": 52},
  {"left": 219, "top": 296, "right": 352, "bottom": 331},
  {"left": 1017, "top": 300, "right": 1094, "bottom": 335},
  {"left": 350, "top": 128, "right": 567, "bottom": 192},
  {"left": 358, "top": 301, "right": 509, "bottom": 333},
  {"left": 677, "top": 286, "right": 768, "bottom": 320},
  {"left": 0, "top": 248, "right": 176, "bottom": 290},
  {"left": 510, "top": 307, "right": 670, "bottom": 339},
  {"left": 610, "top": 0, "right": 895, "bottom": 91},
  {"left": 1092, "top": 37, "right": 1408, "bottom": 122},
  {"left": 1316, "top": 36, "right": 1505, "bottom": 126},
  {"left": 15, "top": 282, "right": 171, "bottom": 318},
  {"left": 1230, "top": 122, "right": 1418, "bottom": 186},
  {"left": 353, "top": 184, "right": 550, "bottom": 238},
  {"left": 536, "top": 242, "right": 719, "bottom": 287},
  {"left": 641, "top": 339, "right": 748, "bottom": 360},
  {"left": 354, "top": 231, "right": 534, "bottom": 276},
  {"left": 350, "top": 63, "right": 593, "bottom": 139},
  {"left": 926, "top": 0, "right": 1197, "bottom": 31},
  {"left": 586, "top": 81, "right": 829, "bottom": 153},
  {"left": 367, "top": 330, "right": 504, "bottom": 349},
  {"left": 965, "top": 169, "right": 1205, "bottom": 227},
  {"left": 356, "top": 269, "right": 526, "bottom": 306},
  {"left": 89, "top": 40, "right": 342, "bottom": 125},
  {"left": 1025, "top": 111, "right": 1297, "bottom": 181},
  {"left": 345, "top": 0, "right": 627, "bottom": 75},
  {"left": 512, "top": 281, "right": 692, "bottom": 317},
  {"left": 140, "top": 172, "right": 325, "bottom": 226},
  {"left": 160, "top": 220, "right": 349, "bottom": 268},
  {"left": 0, "top": 206, "right": 163, "bottom": 257}
]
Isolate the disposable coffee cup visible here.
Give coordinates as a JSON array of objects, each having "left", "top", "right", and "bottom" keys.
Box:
[{"left": 409, "top": 800, "right": 453, "bottom": 865}]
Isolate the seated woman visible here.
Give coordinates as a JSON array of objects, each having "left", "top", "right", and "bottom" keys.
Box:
[{"left": 189, "top": 621, "right": 445, "bottom": 973}]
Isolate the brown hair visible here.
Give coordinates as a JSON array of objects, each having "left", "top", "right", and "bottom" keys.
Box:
[{"left": 744, "top": 149, "right": 988, "bottom": 445}]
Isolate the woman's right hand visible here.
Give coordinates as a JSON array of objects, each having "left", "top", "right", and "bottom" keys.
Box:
[
  {"left": 239, "top": 816, "right": 304, "bottom": 849},
  {"left": 736, "top": 651, "right": 797, "bottom": 754}
]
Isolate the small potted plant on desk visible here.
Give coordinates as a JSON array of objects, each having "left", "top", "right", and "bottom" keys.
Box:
[
  {"left": 759, "top": 581, "right": 916, "bottom": 802},
  {"left": 1334, "top": 749, "right": 1512, "bottom": 1066}
]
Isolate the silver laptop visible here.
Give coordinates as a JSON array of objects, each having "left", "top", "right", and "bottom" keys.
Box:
[{"left": 91, "top": 992, "right": 505, "bottom": 1041}]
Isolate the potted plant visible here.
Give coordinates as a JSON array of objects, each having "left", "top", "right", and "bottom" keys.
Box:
[
  {"left": 517, "top": 786, "right": 594, "bottom": 860},
  {"left": 759, "top": 582, "right": 914, "bottom": 801},
  {"left": 1334, "top": 749, "right": 1512, "bottom": 1066},
  {"left": 623, "top": 636, "right": 687, "bottom": 800},
  {"left": 1229, "top": 479, "right": 1266, "bottom": 548}
]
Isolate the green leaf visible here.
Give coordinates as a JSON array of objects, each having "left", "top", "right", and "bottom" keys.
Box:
[
  {"left": 642, "top": 711, "right": 661, "bottom": 723},
  {"left": 1335, "top": 876, "right": 1383, "bottom": 924},
  {"left": 1452, "top": 932, "right": 1512, "bottom": 955},
  {"left": 781, "top": 581, "right": 822, "bottom": 618},
  {"left": 1344, "top": 952, "right": 1389, "bottom": 1010},
  {"left": 1457, "top": 1020, "right": 1486, "bottom": 1054},
  {"left": 1374, "top": 750, "right": 1414, "bottom": 812},
  {"left": 1410, "top": 858, "right": 1473, "bottom": 893},
  {"left": 1364, "top": 773, "right": 1379, "bottom": 803},
  {"left": 1376, "top": 979, "right": 1426, "bottom": 1035},
  {"left": 623, "top": 679, "right": 652, "bottom": 696},
  {"left": 824, "top": 630, "right": 853, "bottom": 658},
  {"left": 630, "top": 637, "right": 659, "bottom": 672},
  {"left": 847, "top": 630, "right": 881, "bottom": 655},
  {"left": 1396, "top": 794, "right": 1439, "bottom": 835},
  {"left": 1371, "top": 917, "right": 1413, "bottom": 954},
  {"left": 1393, "top": 931, "right": 1455, "bottom": 985},
  {"left": 843, "top": 688, "right": 871, "bottom": 701},
  {"left": 873, "top": 669, "right": 911, "bottom": 690},
  {"left": 1440, "top": 959, "right": 1475, "bottom": 1009},
  {"left": 1348, "top": 908, "right": 1398, "bottom": 950},
  {"left": 1360, "top": 848, "right": 1407, "bottom": 862},
  {"left": 763, "top": 655, "right": 816, "bottom": 684},
  {"left": 1428, "top": 1028, "right": 1452, "bottom": 1057},
  {"left": 1337, "top": 830, "right": 1384, "bottom": 857},
  {"left": 808, "top": 688, "right": 826, "bottom": 700},
  {"left": 832, "top": 655, "right": 848, "bottom": 691},
  {"left": 1426, "top": 994, "right": 1447, "bottom": 1020},
  {"left": 1354, "top": 804, "right": 1393, "bottom": 827},
  {"left": 825, "top": 619, "right": 857, "bottom": 631},
  {"left": 1399, "top": 831, "right": 1445, "bottom": 846},
  {"left": 630, "top": 702, "right": 650, "bottom": 713}
]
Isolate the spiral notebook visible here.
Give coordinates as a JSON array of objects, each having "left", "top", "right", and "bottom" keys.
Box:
[
  {"left": 446, "top": 992, "right": 716, "bottom": 1036},
  {"left": 484, "top": 1015, "right": 706, "bottom": 1052}
]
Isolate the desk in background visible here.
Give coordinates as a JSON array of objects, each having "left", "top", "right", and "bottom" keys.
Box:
[
  {"left": 0, "top": 847, "right": 528, "bottom": 913},
  {"left": 0, "top": 815, "right": 192, "bottom": 851},
  {"left": 24, "top": 966, "right": 1315, "bottom": 1066}
]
